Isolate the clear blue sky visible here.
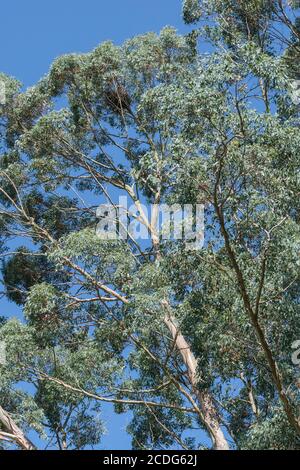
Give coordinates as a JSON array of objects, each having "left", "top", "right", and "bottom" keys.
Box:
[
  {"left": 0, "top": 0, "right": 189, "bottom": 87},
  {"left": 0, "top": 0, "right": 199, "bottom": 450}
]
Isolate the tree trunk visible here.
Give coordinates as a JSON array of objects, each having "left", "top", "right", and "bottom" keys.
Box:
[
  {"left": 0, "top": 406, "right": 36, "bottom": 450},
  {"left": 149, "top": 202, "right": 230, "bottom": 450},
  {"left": 164, "top": 315, "right": 230, "bottom": 450}
]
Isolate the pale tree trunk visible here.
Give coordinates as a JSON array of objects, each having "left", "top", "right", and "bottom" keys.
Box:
[
  {"left": 164, "top": 316, "right": 230, "bottom": 450},
  {"left": 0, "top": 405, "right": 36, "bottom": 450},
  {"left": 145, "top": 193, "right": 230, "bottom": 451},
  {"left": 144, "top": 190, "right": 230, "bottom": 450}
]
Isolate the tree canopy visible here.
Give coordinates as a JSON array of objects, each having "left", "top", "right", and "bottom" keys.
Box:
[{"left": 0, "top": 0, "right": 299, "bottom": 450}]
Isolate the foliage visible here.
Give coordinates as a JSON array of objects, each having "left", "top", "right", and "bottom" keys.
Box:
[{"left": 0, "top": 4, "right": 299, "bottom": 450}]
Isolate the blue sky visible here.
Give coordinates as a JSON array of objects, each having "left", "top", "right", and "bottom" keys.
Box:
[
  {"left": 0, "top": 0, "right": 189, "bottom": 88},
  {"left": 0, "top": 0, "right": 198, "bottom": 450}
]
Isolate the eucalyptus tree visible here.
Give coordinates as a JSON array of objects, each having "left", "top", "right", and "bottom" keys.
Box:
[
  {"left": 182, "top": 0, "right": 300, "bottom": 73},
  {"left": 0, "top": 2, "right": 299, "bottom": 451}
]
